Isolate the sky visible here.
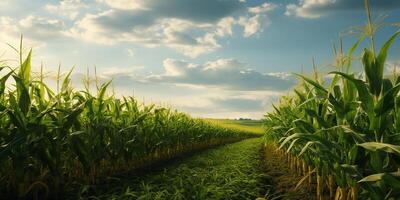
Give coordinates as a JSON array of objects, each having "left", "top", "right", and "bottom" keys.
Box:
[{"left": 0, "top": 0, "right": 400, "bottom": 119}]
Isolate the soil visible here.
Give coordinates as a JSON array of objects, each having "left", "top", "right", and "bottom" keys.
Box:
[{"left": 261, "top": 144, "right": 317, "bottom": 200}]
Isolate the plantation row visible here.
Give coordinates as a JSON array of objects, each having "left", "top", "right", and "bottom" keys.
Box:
[
  {"left": 76, "top": 138, "right": 267, "bottom": 200},
  {"left": 264, "top": 2, "right": 400, "bottom": 200},
  {"left": 0, "top": 47, "right": 255, "bottom": 199}
]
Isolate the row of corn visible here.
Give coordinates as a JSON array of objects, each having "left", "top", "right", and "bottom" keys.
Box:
[
  {"left": 264, "top": 1, "right": 400, "bottom": 199},
  {"left": 0, "top": 44, "right": 254, "bottom": 199}
]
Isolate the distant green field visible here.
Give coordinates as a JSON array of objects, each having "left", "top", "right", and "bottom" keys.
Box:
[{"left": 205, "top": 119, "right": 265, "bottom": 134}]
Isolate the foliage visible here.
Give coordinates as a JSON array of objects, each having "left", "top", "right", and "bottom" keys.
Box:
[
  {"left": 73, "top": 138, "right": 269, "bottom": 200},
  {"left": 0, "top": 42, "right": 254, "bottom": 199},
  {"left": 264, "top": 1, "right": 400, "bottom": 199}
]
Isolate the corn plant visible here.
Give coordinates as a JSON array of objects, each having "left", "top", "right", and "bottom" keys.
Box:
[
  {"left": 0, "top": 41, "right": 256, "bottom": 199},
  {"left": 264, "top": 1, "right": 400, "bottom": 199}
]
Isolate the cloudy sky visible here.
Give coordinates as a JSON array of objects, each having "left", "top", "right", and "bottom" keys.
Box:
[{"left": 0, "top": 0, "right": 400, "bottom": 119}]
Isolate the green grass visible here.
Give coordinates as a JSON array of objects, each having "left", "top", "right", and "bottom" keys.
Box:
[
  {"left": 204, "top": 119, "right": 265, "bottom": 134},
  {"left": 73, "top": 138, "right": 271, "bottom": 200}
]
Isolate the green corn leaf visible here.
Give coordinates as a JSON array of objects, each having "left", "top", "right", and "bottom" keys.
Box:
[
  {"left": 376, "top": 31, "right": 400, "bottom": 83},
  {"left": 293, "top": 119, "right": 316, "bottom": 133},
  {"left": 382, "top": 79, "right": 393, "bottom": 95},
  {"left": 345, "top": 34, "right": 365, "bottom": 74},
  {"left": 328, "top": 73, "right": 340, "bottom": 97},
  {"left": 279, "top": 132, "right": 306, "bottom": 149},
  {"left": 374, "top": 83, "right": 400, "bottom": 116},
  {"left": 298, "top": 141, "right": 318, "bottom": 156},
  {"left": 362, "top": 48, "right": 380, "bottom": 96},
  {"left": 359, "top": 171, "right": 400, "bottom": 182},
  {"left": 294, "top": 89, "right": 306, "bottom": 103},
  {"left": 396, "top": 76, "right": 400, "bottom": 85},
  {"left": 338, "top": 125, "right": 366, "bottom": 143},
  {"left": 35, "top": 105, "right": 57, "bottom": 123},
  {"left": 328, "top": 94, "right": 347, "bottom": 119},
  {"left": 304, "top": 108, "right": 329, "bottom": 128},
  {"left": 333, "top": 85, "right": 342, "bottom": 99},
  {"left": 362, "top": 31, "right": 400, "bottom": 97},
  {"left": 35, "top": 139, "right": 57, "bottom": 175},
  {"left": 349, "top": 145, "right": 359, "bottom": 164},
  {"left": 287, "top": 138, "right": 300, "bottom": 152},
  {"left": 0, "top": 70, "right": 14, "bottom": 98},
  {"left": 98, "top": 80, "right": 112, "bottom": 102},
  {"left": 382, "top": 173, "right": 400, "bottom": 190},
  {"left": 19, "top": 49, "right": 32, "bottom": 87},
  {"left": 61, "top": 67, "right": 74, "bottom": 93},
  {"left": 330, "top": 71, "right": 374, "bottom": 115},
  {"left": 370, "top": 151, "right": 383, "bottom": 173},
  {"left": 297, "top": 96, "right": 321, "bottom": 108},
  {"left": 134, "top": 112, "right": 150, "bottom": 125},
  {"left": 63, "top": 103, "right": 85, "bottom": 131},
  {"left": 69, "top": 131, "right": 91, "bottom": 173},
  {"left": 13, "top": 75, "right": 31, "bottom": 115},
  {"left": 358, "top": 142, "right": 400, "bottom": 156},
  {"left": 293, "top": 73, "right": 328, "bottom": 94},
  {"left": 339, "top": 164, "right": 360, "bottom": 178}
]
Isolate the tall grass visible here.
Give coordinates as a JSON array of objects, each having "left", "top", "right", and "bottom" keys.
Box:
[
  {"left": 0, "top": 40, "right": 255, "bottom": 199},
  {"left": 264, "top": 0, "right": 400, "bottom": 199}
]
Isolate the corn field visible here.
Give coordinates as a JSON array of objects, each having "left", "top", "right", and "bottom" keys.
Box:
[
  {"left": 264, "top": 1, "right": 400, "bottom": 199},
  {"left": 0, "top": 43, "right": 254, "bottom": 199}
]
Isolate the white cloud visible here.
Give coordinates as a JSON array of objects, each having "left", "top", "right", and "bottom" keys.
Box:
[
  {"left": 45, "top": 0, "right": 87, "bottom": 20},
  {"left": 101, "top": 66, "right": 144, "bottom": 77},
  {"left": 67, "top": 1, "right": 277, "bottom": 57},
  {"left": 126, "top": 48, "right": 135, "bottom": 57},
  {"left": 0, "top": 0, "right": 12, "bottom": 10},
  {"left": 31, "top": 56, "right": 292, "bottom": 119},
  {"left": 203, "top": 58, "right": 245, "bottom": 71},
  {"left": 238, "top": 3, "right": 276, "bottom": 37},
  {"left": 163, "top": 58, "right": 189, "bottom": 76},
  {"left": 266, "top": 72, "right": 292, "bottom": 80},
  {"left": 285, "top": 0, "right": 400, "bottom": 19},
  {"left": 68, "top": 14, "right": 215, "bottom": 57},
  {"left": 65, "top": 68, "right": 287, "bottom": 119},
  {"left": 80, "top": 57, "right": 294, "bottom": 93},
  {"left": 0, "top": 0, "right": 284, "bottom": 118},
  {"left": 285, "top": 0, "right": 332, "bottom": 19},
  {"left": 0, "top": 16, "right": 66, "bottom": 49},
  {"left": 249, "top": 3, "right": 277, "bottom": 14},
  {"left": 386, "top": 60, "right": 400, "bottom": 73},
  {"left": 145, "top": 58, "right": 295, "bottom": 91},
  {"left": 19, "top": 16, "right": 65, "bottom": 39},
  {"left": 96, "top": 0, "right": 148, "bottom": 10},
  {"left": 161, "top": 19, "right": 221, "bottom": 58},
  {"left": 0, "top": 17, "right": 19, "bottom": 42},
  {"left": 238, "top": 15, "right": 264, "bottom": 37},
  {"left": 215, "top": 17, "right": 235, "bottom": 37},
  {"left": 149, "top": 88, "right": 284, "bottom": 119}
]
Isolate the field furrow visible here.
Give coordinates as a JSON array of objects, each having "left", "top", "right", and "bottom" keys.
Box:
[{"left": 70, "top": 138, "right": 272, "bottom": 200}]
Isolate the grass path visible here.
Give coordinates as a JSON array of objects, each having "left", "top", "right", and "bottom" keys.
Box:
[
  {"left": 262, "top": 145, "right": 316, "bottom": 200},
  {"left": 73, "top": 138, "right": 272, "bottom": 200},
  {"left": 205, "top": 119, "right": 265, "bottom": 134}
]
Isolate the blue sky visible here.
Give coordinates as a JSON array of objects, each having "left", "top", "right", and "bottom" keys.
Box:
[{"left": 0, "top": 0, "right": 399, "bottom": 118}]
